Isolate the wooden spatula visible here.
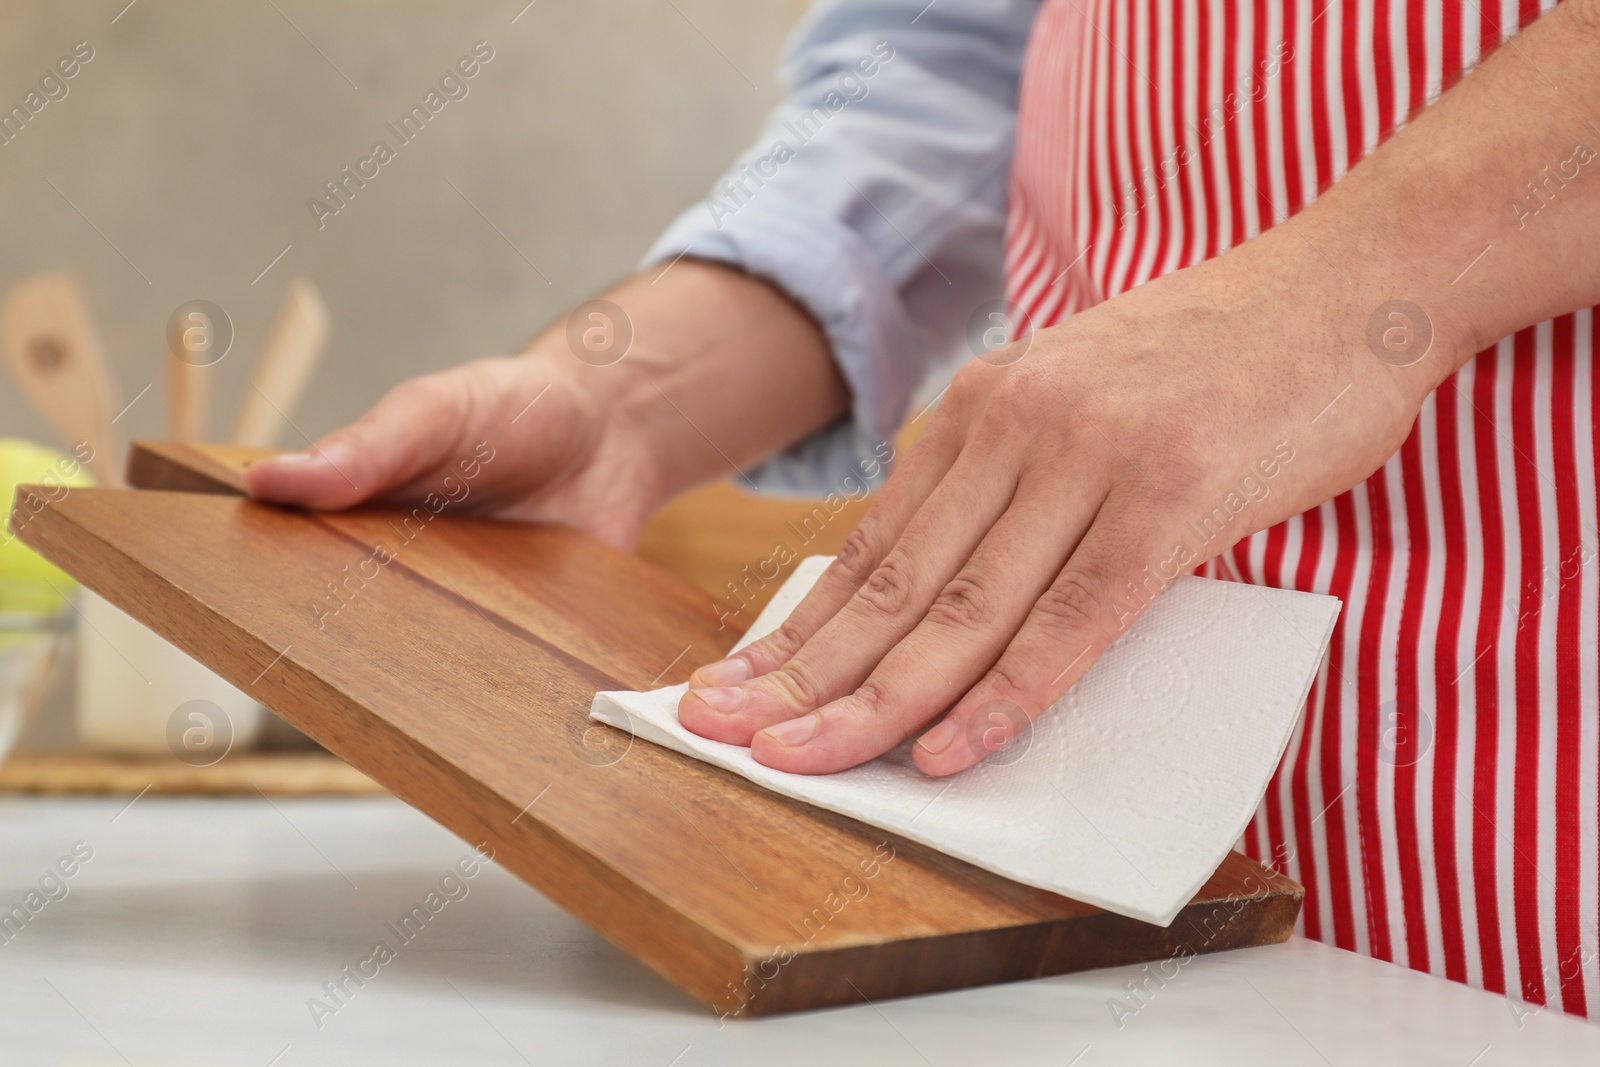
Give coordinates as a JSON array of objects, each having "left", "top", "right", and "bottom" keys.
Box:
[
  {"left": 229, "top": 279, "right": 329, "bottom": 448},
  {"left": 0, "top": 273, "right": 121, "bottom": 486}
]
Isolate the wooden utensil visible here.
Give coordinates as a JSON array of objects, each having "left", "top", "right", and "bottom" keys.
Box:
[
  {"left": 166, "top": 353, "right": 205, "bottom": 443},
  {"left": 16, "top": 440, "right": 1305, "bottom": 1017},
  {"left": 0, "top": 273, "right": 121, "bottom": 486},
  {"left": 166, "top": 299, "right": 232, "bottom": 443},
  {"left": 229, "top": 279, "right": 329, "bottom": 448}
]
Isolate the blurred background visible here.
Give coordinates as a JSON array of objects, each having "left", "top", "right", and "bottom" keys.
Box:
[{"left": 0, "top": 0, "right": 801, "bottom": 448}]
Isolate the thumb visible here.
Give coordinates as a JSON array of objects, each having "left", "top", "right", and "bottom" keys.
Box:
[{"left": 243, "top": 374, "right": 471, "bottom": 510}]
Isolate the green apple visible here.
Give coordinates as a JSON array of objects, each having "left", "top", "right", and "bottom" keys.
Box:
[{"left": 0, "top": 437, "right": 96, "bottom": 618}]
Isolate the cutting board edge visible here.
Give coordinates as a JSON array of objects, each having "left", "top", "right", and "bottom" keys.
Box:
[{"left": 724, "top": 858, "right": 1302, "bottom": 1016}]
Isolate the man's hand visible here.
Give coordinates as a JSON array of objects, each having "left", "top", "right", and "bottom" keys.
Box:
[
  {"left": 244, "top": 261, "right": 847, "bottom": 550},
  {"left": 677, "top": 249, "right": 1434, "bottom": 774},
  {"left": 244, "top": 353, "right": 661, "bottom": 549},
  {"left": 678, "top": 0, "right": 1600, "bottom": 776}
]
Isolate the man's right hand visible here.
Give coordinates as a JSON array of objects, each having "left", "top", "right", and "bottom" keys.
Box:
[
  {"left": 242, "top": 260, "right": 848, "bottom": 550},
  {"left": 243, "top": 352, "right": 664, "bottom": 549}
]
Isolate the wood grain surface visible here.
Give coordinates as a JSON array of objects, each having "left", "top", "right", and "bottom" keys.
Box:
[
  {"left": 13, "top": 442, "right": 1306, "bottom": 1016},
  {"left": 124, "top": 439, "right": 266, "bottom": 495}
]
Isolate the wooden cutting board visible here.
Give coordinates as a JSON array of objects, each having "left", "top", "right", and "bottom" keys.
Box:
[{"left": 12, "top": 440, "right": 1304, "bottom": 1017}]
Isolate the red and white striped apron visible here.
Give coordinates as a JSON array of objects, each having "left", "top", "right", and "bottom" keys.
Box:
[{"left": 1007, "top": 0, "right": 1599, "bottom": 1020}]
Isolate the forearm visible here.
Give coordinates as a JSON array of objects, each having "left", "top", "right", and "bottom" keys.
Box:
[
  {"left": 636, "top": 0, "right": 1034, "bottom": 492},
  {"left": 1223, "top": 0, "right": 1600, "bottom": 402},
  {"left": 521, "top": 260, "right": 848, "bottom": 501}
]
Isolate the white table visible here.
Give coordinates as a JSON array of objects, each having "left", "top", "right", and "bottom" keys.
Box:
[{"left": 0, "top": 796, "right": 1594, "bottom": 1066}]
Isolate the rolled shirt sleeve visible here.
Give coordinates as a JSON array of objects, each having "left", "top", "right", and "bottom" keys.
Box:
[{"left": 642, "top": 0, "right": 1038, "bottom": 494}]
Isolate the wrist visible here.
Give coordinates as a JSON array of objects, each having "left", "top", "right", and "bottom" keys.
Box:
[
  {"left": 510, "top": 338, "right": 680, "bottom": 515},
  {"left": 521, "top": 260, "right": 846, "bottom": 503},
  {"left": 1214, "top": 222, "right": 1476, "bottom": 413}
]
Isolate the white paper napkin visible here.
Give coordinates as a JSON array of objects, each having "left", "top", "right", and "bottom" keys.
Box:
[{"left": 591, "top": 556, "right": 1340, "bottom": 925}]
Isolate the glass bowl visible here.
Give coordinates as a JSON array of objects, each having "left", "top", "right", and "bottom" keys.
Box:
[{"left": 0, "top": 608, "right": 71, "bottom": 765}]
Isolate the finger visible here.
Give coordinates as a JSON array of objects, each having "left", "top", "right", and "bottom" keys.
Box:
[
  {"left": 747, "top": 476, "right": 1101, "bottom": 773},
  {"left": 679, "top": 441, "right": 1019, "bottom": 744},
  {"left": 245, "top": 358, "right": 580, "bottom": 511},
  {"left": 912, "top": 495, "right": 1169, "bottom": 776},
  {"left": 243, "top": 372, "right": 476, "bottom": 510},
  {"left": 685, "top": 366, "right": 1016, "bottom": 694},
  {"left": 683, "top": 401, "right": 968, "bottom": 693}
]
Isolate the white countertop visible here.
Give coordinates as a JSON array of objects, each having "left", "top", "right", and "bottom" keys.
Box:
[{"left": 0, "top": 796, "right": 1594, "bottom": 1066}]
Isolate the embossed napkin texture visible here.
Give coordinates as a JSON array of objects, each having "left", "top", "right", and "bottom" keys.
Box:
[{"left": 592, "top": 556, "right": 1340, "bottom": 925}]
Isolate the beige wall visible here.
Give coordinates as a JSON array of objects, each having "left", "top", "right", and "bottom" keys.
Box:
[{"left": 0, "top": 0, "right": 803, "bottom": 452}]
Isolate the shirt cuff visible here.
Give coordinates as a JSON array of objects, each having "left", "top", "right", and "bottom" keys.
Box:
[{"left": 641, "top": 197, "right": 918, "bottom": 497}]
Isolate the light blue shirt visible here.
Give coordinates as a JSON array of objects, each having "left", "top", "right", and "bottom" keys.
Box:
[{"left": 642, "top": 0, "right": 1040, "bottom": 495}]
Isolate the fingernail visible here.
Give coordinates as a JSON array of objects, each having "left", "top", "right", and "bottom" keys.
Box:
[
  {"left": 691, "top": 657, "right": 750, "bottom": 688},
  {"left": 693, "top": 686, "right": 745, "bottom": 714},
  {"left": 762, "top": 713, "right": 819, "bottom": 748},
  {"left": 917, "top": 717, "right": 960, "bottom": 755},
  {"left": 263, "top": 450, "right": 321, "bottom": 471}
]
